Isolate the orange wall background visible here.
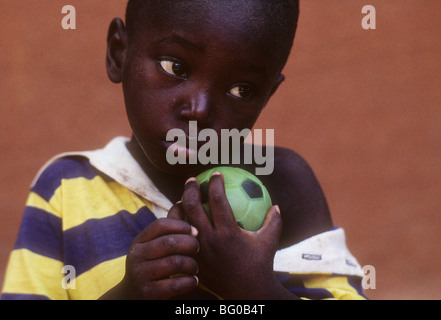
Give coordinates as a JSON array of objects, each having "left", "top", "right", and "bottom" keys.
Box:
[{"left": 1, "top": 1, "right": 440, "bottom": 300}]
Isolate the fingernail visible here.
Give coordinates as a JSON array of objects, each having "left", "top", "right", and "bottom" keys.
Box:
[
  {"left": 191, "top": 226, "right": 199, "bottom": 237},
  {"left": 211, "top": 171, "right": 222, "bottom": 176},
  {"left": 185, "top": 177, "right": 197, "bottom": 185},
  {"left": 194, "top": 275, "right": 199, "bottom": 286},
  {"left": 275, "top": 205, "right": 281, "bottom": 215}
]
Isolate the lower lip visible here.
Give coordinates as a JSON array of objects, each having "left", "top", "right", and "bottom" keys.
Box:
[{"left": 163, "top": 141, "right": 198, "bottom": 160}]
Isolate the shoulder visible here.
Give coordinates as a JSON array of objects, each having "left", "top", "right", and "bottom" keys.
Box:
[
  {"left": 271, "top": 147, "right": 323, "bottom": 190},
  {"left": 261, "top": 146, "right": 318, "bottom": 194},
  {"left": 259, "top": 146, "right": 334, "bottom": 247},
  {"left": 272, "top": 147, "right": 313, "bottom": 178},
  {"left": 31, "top": 156, "right": 102, "bottom": 202}
]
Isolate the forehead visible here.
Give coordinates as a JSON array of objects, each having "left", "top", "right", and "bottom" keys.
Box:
[
  {"left": 128, "top": 0, "right": 291, "bottom": 68},
  {"left": 134, "top": 1, "right": 271, "bottom": 30},
  {"left": 134, "top": 0, "right": 293, "bottom": 50}
]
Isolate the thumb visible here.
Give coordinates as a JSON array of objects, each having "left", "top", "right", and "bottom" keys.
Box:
[
  {"left": 257, "top": 205, "right": 282, "bottom": 250},
  {"left": 167, "top": 201, "right": 185, "bottom": 220}
]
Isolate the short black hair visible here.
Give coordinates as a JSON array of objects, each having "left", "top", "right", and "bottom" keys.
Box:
[{"left": 125, "top": 0, "right": 299, "bottom": 69}]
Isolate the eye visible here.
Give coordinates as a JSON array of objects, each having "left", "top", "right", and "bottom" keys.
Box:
[
  {"left": 159, "top": 60, "right": 189, "bottom": 78},
  {"left": 229, "top": 85, "right": 254, "bottom": 99}
]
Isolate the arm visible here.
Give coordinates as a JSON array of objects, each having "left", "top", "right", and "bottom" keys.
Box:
[
  {"left": 259, "top": 146, "right": 334, "bottom": 248},
  {"left": 179, "top": 147, "right": 363, "bottom": 300},
  {"left": 264, "top": 148, "right": 366, "bottom": 299},
  {"left": 2, "top": 157, "right": 200, "bottom": 301},
  {"left": 2, "top": 161, "right": 69, "bottom": 300}
]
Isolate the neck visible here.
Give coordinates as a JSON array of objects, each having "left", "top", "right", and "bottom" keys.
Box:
[{"left": 126, "top": 136, "right": 188, "bottom": 204}]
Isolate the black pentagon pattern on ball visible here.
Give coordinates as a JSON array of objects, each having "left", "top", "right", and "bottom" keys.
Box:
[{"left": 241, "top": 179, "right": 263, "bottom": 199}]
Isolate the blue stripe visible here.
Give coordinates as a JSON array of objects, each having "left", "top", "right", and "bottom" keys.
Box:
[
  {"left": 276, "top": 273, "right": 294, "bottom": 284},
  {"left": 1, "top": 293, "right": 50, "bottom": 300},
  {"left": 276, "top": 272, "right": 334, "bottom": 299},
  {"left": 31, "top": 157, "right": 98, "bottom": 202},
  {"left": 14, "top": 207, "right": 62, "bottom": 261},
  {"left": 348, "top": 276, "right": 367, "bottom": 299},
  {"left": 64, "top": 206, "right": 157, "bottom": 276},
  {"left": 288, "top": 287, "right": 334, "bottom": 300}
]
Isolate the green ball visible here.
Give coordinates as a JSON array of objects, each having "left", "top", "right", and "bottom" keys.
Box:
[{"left": 195, "top": 167, "right": 272, "bottom": 231}]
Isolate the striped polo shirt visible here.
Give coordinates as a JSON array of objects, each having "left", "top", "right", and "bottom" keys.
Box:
[{"left": 1, "top": 137, "right": 366, "bottom": 300}]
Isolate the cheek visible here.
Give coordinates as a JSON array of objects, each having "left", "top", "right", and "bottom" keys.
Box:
[
  {"left": 122, "top": 63, "right": 166, "bottom": 127},
  {"left": 217, "top": 108, "right": 262, "bottom": 132}
]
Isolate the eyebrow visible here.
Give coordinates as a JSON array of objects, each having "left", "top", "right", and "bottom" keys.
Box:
[
  {"left": 153, "top": 32, "right": 270, "bottom": 79},
  {"left": 153, "top": 33, "right": 205, "bottom": 53}
]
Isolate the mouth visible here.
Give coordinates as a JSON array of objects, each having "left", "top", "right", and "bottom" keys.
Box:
[{"left": 163, "top": 138, "right": 199, "bottom": 161}]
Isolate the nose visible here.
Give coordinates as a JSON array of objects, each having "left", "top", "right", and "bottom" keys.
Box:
[{"left": 179, "top": 89, "right": 213, "bottom": 126}]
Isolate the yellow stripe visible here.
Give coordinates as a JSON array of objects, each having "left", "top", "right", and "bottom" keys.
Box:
[
  {"left": 2, "top": 249, "right": 68, "bottom": 300},
  {"left": 54, "top": 176, "right": 153, "bottom": 230},
  {"left": 69, "top": 256, "right": 126, "bottom": 300},
  {"left": 304, "top": 275, "right": 366, "bottom": 300},
  {"left": 26, "top": 191, "right": 62, "bottom": 218},
  {"left": 3, "top": 249, "right": 127, "bottom": 300}
]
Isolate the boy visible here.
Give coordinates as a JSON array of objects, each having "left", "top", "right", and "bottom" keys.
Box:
[{"left": 2, "top": 0, "right": 365, "bottom": 300}]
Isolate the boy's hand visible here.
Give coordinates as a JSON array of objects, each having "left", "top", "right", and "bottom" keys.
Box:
[
  {"left": 117, "top": 216, "right": 199, "bottom": 300},
  {"left": 180, "top": 173, "right": 288, "bottom": 300}
]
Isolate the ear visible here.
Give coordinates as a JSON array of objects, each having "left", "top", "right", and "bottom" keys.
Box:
[
  {"left": 269, "top": 74, "right": 285, "bottom": 98},
  {"left": 106, "top": 18, "right": 128, "bottom": 84}
]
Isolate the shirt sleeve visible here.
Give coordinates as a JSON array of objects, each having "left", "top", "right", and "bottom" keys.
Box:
[
  {"left": 276, "top": 272, "right": 366, "bottom": 300},
  {"left": 1, "top": 159, "right": 77, "bottom": 300},
  {"left": 274, "top": 227, "right": 367, "bottom": 300},
  {"left": 1, "top": 197, "right": 66, "bottom": 299}
]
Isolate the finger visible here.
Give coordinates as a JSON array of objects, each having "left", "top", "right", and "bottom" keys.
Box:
[
  {"left": 141, "top": 233, "right": 200, "bottom": 260},
  {"left": 153, "top": 275, "right": 199, "bottom": 299},
  {"left": 257, "top": 205, "right": 283, "bottom": 249},
  {"left": 148, "top": 255, "right": 199, "bottom": 280},
  {"left": 181, "top": 177, "right": 211, "bottom": 229},
  {"left": 167, "top": 201, "right": 185, "bottom": 220},
  {"left": 208, "top": 172, "right": 237, "bottom": 229},
  {"left": 167, "top": 202, "right": 199, "bottom": 238},
  {"left": 133, "top": 218, "right": 194, "bottom": 244}
]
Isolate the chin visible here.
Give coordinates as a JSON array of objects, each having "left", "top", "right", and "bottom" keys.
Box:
[{"left": 169, "top": 163, "right": 212, "bottom": 177}]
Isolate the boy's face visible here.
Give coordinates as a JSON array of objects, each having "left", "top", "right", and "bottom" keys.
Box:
[{"left": 109, "top": 1, "right": 288, "bottom": 176}]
